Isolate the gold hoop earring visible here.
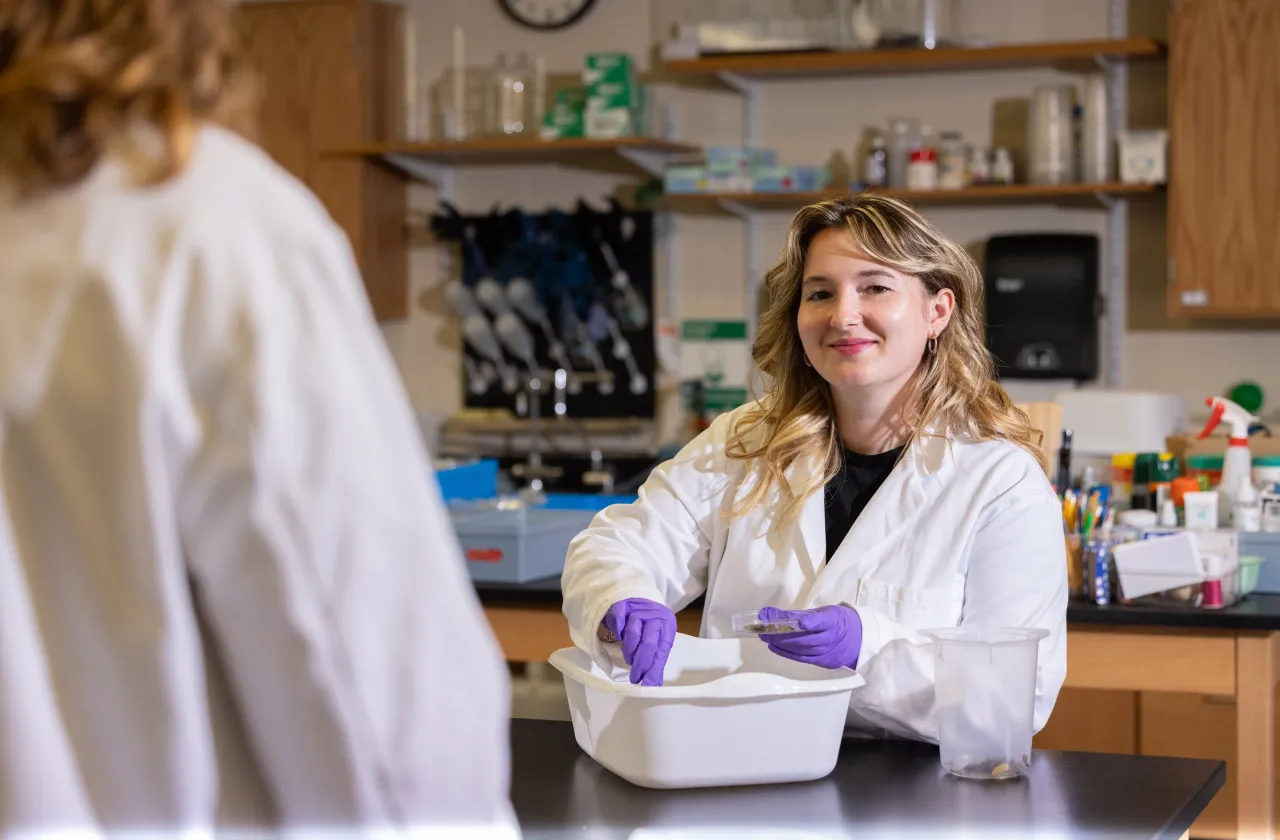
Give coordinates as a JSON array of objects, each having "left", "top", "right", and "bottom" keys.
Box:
[{"left": 927, "top": 335, "right": 938, "bottom": 355}]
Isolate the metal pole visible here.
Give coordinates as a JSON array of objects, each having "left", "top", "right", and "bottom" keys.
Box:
[{"left": 1104, "top": 0, "right": 1128, "bottom": 389}]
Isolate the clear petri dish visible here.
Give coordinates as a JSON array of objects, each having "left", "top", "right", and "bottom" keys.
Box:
[{"left": 731, "top": 609, "right": 810, "bottom": 635}]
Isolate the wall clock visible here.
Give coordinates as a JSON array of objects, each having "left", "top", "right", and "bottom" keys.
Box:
[{"left": 497, "top": 0, "right": 598, "bottom": 31}]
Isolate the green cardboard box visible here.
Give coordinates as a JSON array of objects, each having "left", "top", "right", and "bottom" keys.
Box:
[
  {"left": 541, "top": 87, "right": 586, "bottom": 140},
  {"left": 584, "top": 52, "right": 640, "bottom": 138}
]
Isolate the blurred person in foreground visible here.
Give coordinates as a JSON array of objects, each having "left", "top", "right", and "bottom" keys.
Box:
[{"left": 0, "top": 1, "right": 517, "bottom": 837}]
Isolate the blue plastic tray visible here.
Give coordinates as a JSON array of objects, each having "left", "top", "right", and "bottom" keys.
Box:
[
  {"left": 542, "top": 493, "right": 638, "bottom": 511},
  {"left": 434, "top": 459, "right": 499, "bottom": 502}
]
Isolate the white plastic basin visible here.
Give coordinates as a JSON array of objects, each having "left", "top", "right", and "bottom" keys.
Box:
[{"left": 548, "top": 634, "right": 864, "bottom": 789}]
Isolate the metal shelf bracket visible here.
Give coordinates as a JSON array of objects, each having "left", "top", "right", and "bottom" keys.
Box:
[
  {"left": 383, "top": 153, "right": 449, "bottom": 186},
  {"left": 717, "top": 199, "right": 754, "bottom": 217},
  {"left": 614, "top": 147, "right": 671, "bottom": 178},
  {"left": 715, "top": 72, "right": 756, "bottom": 96}
]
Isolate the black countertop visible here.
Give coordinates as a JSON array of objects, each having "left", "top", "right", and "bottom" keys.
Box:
[
  {"left": 1067, "top": 594, "right": 1280, "bottom": 630},
  {"left": 510, "top": 719, "right": 1224, "bottom": 839},
  {"left": 478, "top": 577, "right": 1280, "bottom": 631}
]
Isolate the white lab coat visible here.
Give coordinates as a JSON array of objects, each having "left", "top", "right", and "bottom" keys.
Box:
[
  {"left": 562, "top": 402, "right": 1068, "bottom": 742},
  {"left": 0, "top": 126, "right": 518, "bottom": 838}
]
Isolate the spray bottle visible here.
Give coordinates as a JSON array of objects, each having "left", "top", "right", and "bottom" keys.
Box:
[{"left": 1196, "top": 396, "right": 1258, "bottom": 527}]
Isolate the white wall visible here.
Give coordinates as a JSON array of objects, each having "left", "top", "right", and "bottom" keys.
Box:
[{"left": 385, "top": 0, "right": 1280, "bottom": 438}]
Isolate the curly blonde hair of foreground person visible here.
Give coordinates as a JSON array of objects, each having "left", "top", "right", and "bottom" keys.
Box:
[
  {"left": 725, "top": 193, "right": 1044, "bottom": 525},
  {"left": 0, "top": 0, "right": 253, "bottom": 196}
]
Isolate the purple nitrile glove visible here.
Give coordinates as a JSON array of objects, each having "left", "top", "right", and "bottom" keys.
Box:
[
  {"left": 757, "top": 605, "right": 863, "bottom": 670},
  {"left": 602, "top": 598, "right": 677, "bottom": 686}
]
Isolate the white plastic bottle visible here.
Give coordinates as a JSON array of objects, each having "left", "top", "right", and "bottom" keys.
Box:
[
  {"left": 1235, "top": 480, "right": 1262, "bottom": 533},
  {"left": 907, "top": 125, "right": 938, "bottom": 190}
]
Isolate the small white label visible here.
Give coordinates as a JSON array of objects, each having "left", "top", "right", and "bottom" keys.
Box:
[
  {"left": 995, "top": 277, "right": 1025, "bottom": 294},
  {"left": 1181, "top": 289, "right": 1209, "bottom": 307}
]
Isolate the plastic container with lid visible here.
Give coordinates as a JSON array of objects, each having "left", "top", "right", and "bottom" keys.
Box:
[
  {"left": 928, "top": 626, "right": 1050, "bottom": 780},
  {"left": 1254, "top": 455, "right": 1280, "bottom": 492},
  {"left": 907, "top": 125, "right": 938, "bottom": 190},
  {"left": 1184, "top": 490, "right": 1219, "bottom": 531}
]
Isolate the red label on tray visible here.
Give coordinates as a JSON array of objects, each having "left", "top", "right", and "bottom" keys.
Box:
[{"left": 467, "top": 548, "right": 504, "bottom": 563}]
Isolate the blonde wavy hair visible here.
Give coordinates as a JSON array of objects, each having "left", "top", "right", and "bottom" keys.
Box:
[
  {"left": 0, "top": 0, "right": 253, "bottom": 196},
  {"left": 726, "top": 193, "right": 1043, "bottom": 524}
]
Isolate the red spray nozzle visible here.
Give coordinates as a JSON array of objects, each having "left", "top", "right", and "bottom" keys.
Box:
[
  {"left": 1197, "top": 396, "right": 1256, "bottom": 443},
  {"left": 1197, "top": 397, "right": 1225, "bottom": 440}
]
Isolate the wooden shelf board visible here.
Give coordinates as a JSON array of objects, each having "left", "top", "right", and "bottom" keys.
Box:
[
  {"left": 330, "top": 137, "right": 701, "bottom": 182},
  {"left": 666, "top": 37, "right": 1165, "bottom": 80},
  {"left": 664, "top": 183, "right": 1163, "bottom": 212}
]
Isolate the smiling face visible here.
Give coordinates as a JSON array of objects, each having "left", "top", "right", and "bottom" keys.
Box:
[{"left": 796, "top": 226, "right": 954, "bottom": 397}]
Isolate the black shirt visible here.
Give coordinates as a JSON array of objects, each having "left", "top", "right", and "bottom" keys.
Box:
[{"left": 824, "top": 446, "right": 904, "bottom": 562}]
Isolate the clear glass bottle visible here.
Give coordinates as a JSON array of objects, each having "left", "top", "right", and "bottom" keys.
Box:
[
  {"left": 992, "top": 147, "right": 1015, "bottom": 185},
  {"left": 866, "top": 0, "right": 953, "bottom": 47},
  {"left": 968, "top": 146, "right": 992, "bottom": 184},
  {"left": 870, "top": 0, "right": 923, "bottom": 46},
  {"left": 863, "top": 133, "right": 887, "bottom": 187},
  {"left": 886, "top": 117, "right": 918, "bottom": 189},
  {"left": 490, "top": 51, "right": 535, "bottom": 137}
]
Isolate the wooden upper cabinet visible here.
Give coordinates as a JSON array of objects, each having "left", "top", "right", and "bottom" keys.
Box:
[
  {"left": 234, "top": 0, "right": 408, "bottom": 321},
  {"left": 1168, "top": 0, "right": 1280, "bottom": 318}
]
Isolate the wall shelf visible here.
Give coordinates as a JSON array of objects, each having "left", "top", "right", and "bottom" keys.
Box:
[
  {"left": 664, "top": 183, "right": 1163, "bottom": 213},
  {"left": 665, "top": 36, "right": 1165, "bottom": 80},
  {"left": 330, "top": 138, "right": 701, "bottom": 185}
]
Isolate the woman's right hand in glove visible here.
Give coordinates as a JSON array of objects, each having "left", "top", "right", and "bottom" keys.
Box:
[{"left": 600, "top": 598, "right": 677, "bottom": 686}]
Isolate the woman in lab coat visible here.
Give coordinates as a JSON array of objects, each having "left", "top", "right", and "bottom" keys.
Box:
[
  {"left": 0, "top": 2, "right": 515, "bottom": 836},
  {"left": 562, "top": 194, "right": 1068, "bottom": 742}
]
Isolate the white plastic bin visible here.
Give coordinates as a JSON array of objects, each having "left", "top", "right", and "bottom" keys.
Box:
[
  {"left": 927, "top": 627, "right": 1049, "bottom": 780},
  {"left": 548, "top": 635, "right": 864, "bottom": 789}
]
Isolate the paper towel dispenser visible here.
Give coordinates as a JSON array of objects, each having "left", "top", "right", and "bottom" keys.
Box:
[{"left": 984, "top": 233, "right": 1102, "bottom": 381}]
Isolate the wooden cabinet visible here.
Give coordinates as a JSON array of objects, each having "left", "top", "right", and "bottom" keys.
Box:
[
  {"left": 234, "top": 0, "right": 408, "bottom": 320},
  {"left": 1168, "top": 0, "right": 1280, "bottom": 318}
]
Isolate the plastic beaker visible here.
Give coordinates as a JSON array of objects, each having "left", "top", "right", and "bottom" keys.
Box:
[{"left": 926, "top": 627, "right": 1050, "bottom": 780}]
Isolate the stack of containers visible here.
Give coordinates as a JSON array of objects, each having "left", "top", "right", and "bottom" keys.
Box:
[
  {"left": 1080, "top": 74, "right": 1111, "bottom": 182},
  {"left": 1028, "top": 85, "right": 1076, "bottom": 185}
]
